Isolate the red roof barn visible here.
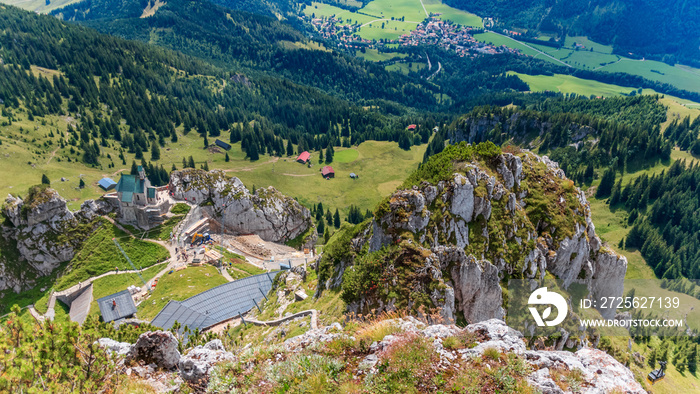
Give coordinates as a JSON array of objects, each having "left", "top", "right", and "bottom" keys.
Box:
[
  {"left": 296, "top": 151, "right": 310, "bottom": 163},
  {"left": 321, "top": 166, "right": 335, "bottom": 179},
  {"left": 407, "top": 124, "right": 417, "bottom": 131}
]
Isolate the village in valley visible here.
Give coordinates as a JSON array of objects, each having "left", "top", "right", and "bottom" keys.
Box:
[{"left": 305, "top": 12, "right": 518, "bottom": 58}]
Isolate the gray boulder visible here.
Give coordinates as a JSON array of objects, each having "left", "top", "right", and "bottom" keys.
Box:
[
  {"left": 97, "top": 338, "right": 133, "bottom": 356},
  {"left": 127, "top": 331, "right": 181, "bottom": 369},
  {"left": 179, "top": 339, "right": 235, "bottom": 383}
]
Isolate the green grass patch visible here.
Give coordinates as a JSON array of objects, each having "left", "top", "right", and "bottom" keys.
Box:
[
  {"left": 137, "top": 265, "right": 228, "bottom": 320},
  {"left": 422, "top": 0, "right": 482, "bottom": 27},
  {"left": 87, "top": 265, "right": 163, "bottom": 318},
  {"left": 233, "top": 141, "right": 426, "bottom": 222},
  {"left": 333, "top": 148, "right": 359, "bottom": 163},
  {"left": 55, "top": 218, "right": 170, "bottom": 291},
  {"left": 140, "top": 215, "right": 185, "bottom": 241},
  {"left": 356, "top": 48, "right": 408, "bottom": 62},
  {"left": 385, "top": 61, "right": 426, "bottom": 74},
  {"left": 170, "top": 203, "right": 191, "bottom": 215},
  {"left": 511, "top": 72, "right": 638, "bottom": 97}
]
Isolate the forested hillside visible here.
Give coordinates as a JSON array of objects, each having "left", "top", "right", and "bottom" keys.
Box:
[
  {"left": 0, "top": 4, "right": 444, "bottom": 170},
  {"left": 52, "top": 0, "right": 448, "bottom": 111},
  {"left": 444, "top": 0, "right": 700, "bottom": 66}
]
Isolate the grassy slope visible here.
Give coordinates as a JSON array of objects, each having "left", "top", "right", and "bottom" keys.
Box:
[
  {"left": 356, "top": 48, "right": 407, "bottom": 62},
  {"left": 55, "top": 219, "right": 170, "bottom": 291},
  {"left": 137, "top": 265, "right": 228, "bottom": 320},
  {"left": 0, "top": 0, "right": 83, "bottom": 13},
  {"left": 510, "top": 72, "right": 700, "bottom": 117},
  {"left": 586, "top": 149, "right": 700, "bottom": 391}
]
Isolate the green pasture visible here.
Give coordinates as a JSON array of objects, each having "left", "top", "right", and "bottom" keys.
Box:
[
  {"left": 386, "top": 61, "right": 426, "bottom": 74},
  {"left": 510, "top": 72, "right": 638, "bottom": 97},
  {"left": 473, "top": 32, "right": 542, "bottom": 58},
  {"left": 302, "top": 1, "right": 349, "bottom": 18},
  {"left": 232, "top": 140, "right": 426, "bottom": 218},
  {"left": 359, "top": 0, "right": 427, "bottom": 22},
  {"left": 0, "top": 0, "right": 82, "bottom": 13},
  {"left": 422, "top": 0, "right": 482, "bottom": 27},
  {"left": 357, "top": 48, "right": 408, "bottom": 62}
]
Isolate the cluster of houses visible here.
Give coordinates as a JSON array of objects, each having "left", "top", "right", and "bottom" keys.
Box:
[
  {"left": 305, "top": 13, "right": 515, "bottom": 58},
  {"left": 399, "top": 19, "right": 517, "bottom": 57}
]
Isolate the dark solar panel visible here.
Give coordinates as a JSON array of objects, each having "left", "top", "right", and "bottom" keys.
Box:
[
  {"left": 150, "top": 272, "right": 279, "bottom": 331},
  {"left": 96, "top": 290, "right": 137, "bottom": 323}
]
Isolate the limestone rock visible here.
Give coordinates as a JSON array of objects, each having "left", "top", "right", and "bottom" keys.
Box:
[
  {"left": 97, "top": 338, "right": 133, "bottom": 356},
  {"left": 169, "top": 169, "right": 311, "bottom": 243},
  {"left": 178, "top": 339, "right": 235, "bottom": 383},
  {"left": 127, "top": 331, "right": 181, "bottom": 370}
]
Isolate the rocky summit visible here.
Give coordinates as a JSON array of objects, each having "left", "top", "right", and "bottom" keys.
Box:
[
  {"left": 169, "top": 169, "right": 312, "bottom": 243},
  {"left": 319, "top": 143, "right": 627, "bottom": 326}
]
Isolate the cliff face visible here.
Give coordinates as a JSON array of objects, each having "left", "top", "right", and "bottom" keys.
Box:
[
  {"left": 449, "top": 111, "right": 595, "bottom": 145},
  {"left": 169, "top": 169, "right": 312, "bottom": 243},
  {"left": 1, "top": 187, "right": 108, "bottom": 292},
  {"left": 319, "top": 143, "right": 627, "bottom": 326}
]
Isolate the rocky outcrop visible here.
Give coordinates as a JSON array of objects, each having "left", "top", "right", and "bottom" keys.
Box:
[
  {"left": 127, "top": 331, "right": 181, "bottom": 370},
  {"left": 1, "top": 188, "right": 113, "bottom": 292},
  {"left": 321, "top": 146, "right": 627, "bottom": 325},
  {"left": 169, "top": 169, "right": 311, "bottom": 243},
  {"left": 178, "top": 339, "right": 235, "bottom": 383}
]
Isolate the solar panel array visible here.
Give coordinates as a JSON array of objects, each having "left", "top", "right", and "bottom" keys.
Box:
[
  {"left": 150, "top": 272, "right": 279, "bottom": 331},
  {"left": 97, "top": 290, "right": 137, "bottom": 323}
]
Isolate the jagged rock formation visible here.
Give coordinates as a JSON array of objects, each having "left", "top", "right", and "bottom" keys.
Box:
[
  {"left": 319, "top": 144, "right": 627, "bottom": 327},
  {"left": 169, "top": 169, "right": 312, "bottom": 243},
  {"left": 0, "top": 187, "right": 112, "bottom": 292},
  {"left": 98, "top": 319, "right": 643, "bottom": 393}
]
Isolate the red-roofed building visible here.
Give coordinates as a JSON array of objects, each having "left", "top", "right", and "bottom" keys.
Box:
[
  {"left": 321, "top": 166, "right": 335, "bottom": 179},
  {"left": 407, "top": 124, "right": 417, "bottom": 131},
  {"left": 297, "top": 151, "right": 311, "bottom": 164}
]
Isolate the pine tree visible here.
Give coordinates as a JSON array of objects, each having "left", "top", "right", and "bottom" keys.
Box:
[
  {"left": 41, "top": 174, "right": 50, "bottom": 185},
  {"left": 319, "top": 148, "right": 324, "bottom": 163},
  {"left": 225, "top": 152, "right": 230, "bottom": 162},
  {"left": 648, "top": 347, "right": 657, "bottom": 368},
  {"left": 325, "top": 209, "right": 333, "bottom": 226},
  {"left": 596, "top": 168, "right": 615, "bottom": 198},
  {"left": 203, "top": 136, "right": 209, "bottom": 149},
  {"left": 317, "top": 218, "right": 325, "bottom": 234},
  {"left": 188, "top": 156, "right": 195, "bottom": 168},
  {"left": 324, "top": 227, "right": 330, "bottom": 244},
  {"left": 333, "top": 208, "right": 341, "bottom": 228},
  {"left": 172, "top": 164, "right": 177, "bottom": 171},
  {"left": 325, "top": 144, "right": 334, "bottom": 164},
  {"left": 286, "top": 140, "right": 294, "bottom": 156},
  {"left": 79, "top": 178, "right": 85, "bottom": 189},
  {"left": 150, "top": 143, "right": 160, "bottom": 161},
  {"left": 135, "top": 145, "right": 143, "bottom": 160},
  {"left": 203, "top": 161, "right": 209, "bottom": 171},
  {"left": 688, "top": 344, "right": 698, "bottom": 373},
  {"left": 130, "top": 161, "right": 138, "bottom": 175}
]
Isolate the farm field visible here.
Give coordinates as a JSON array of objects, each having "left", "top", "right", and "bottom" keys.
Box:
[{"left": 232, "top": 140, "right": 426, "bottom": 218}]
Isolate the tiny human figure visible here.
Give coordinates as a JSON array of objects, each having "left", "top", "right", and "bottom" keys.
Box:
[{"left": 115, "top": 266, "right": 119, "bottom": 274}]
